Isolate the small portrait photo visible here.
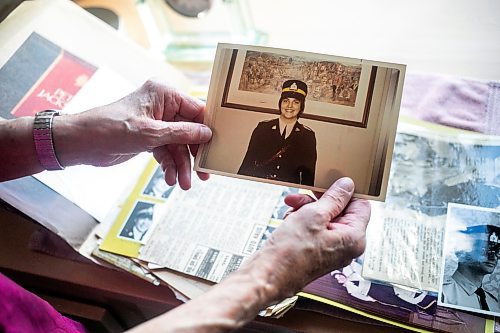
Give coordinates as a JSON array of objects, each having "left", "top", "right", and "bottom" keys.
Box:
[
  {"left": 256, "top": 225, "right": 276, "bottom": 251},
  {"left": 195, "top": 44, "right": 405, "bottom": 201},
  {"left": 118, "top": 201, "right": 156, "bottom": 243},
  {"left": 439, "top": 203, "right": 500, "bottom": 316},
  {"left": 142, "top": 165, "right": 175, "bottom": 199},
  {"left": 271, "top": 187, "right": 300, "bottom": 220}
]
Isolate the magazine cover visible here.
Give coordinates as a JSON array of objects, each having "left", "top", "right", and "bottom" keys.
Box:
[{"left": 0, "top": 32, "right": 96, "bottom": 119}]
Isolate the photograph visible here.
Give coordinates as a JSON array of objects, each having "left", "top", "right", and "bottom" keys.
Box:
[
  {"left": 118, "top": 201, "right": 156, "bottom": 243},
  {"left": 302, "top": 260, "right": 489, "bottom": 333},
  {"left": 439, "top": 203, "right": 500, "bottom": 316},
  {"left": 271, "top": 187, "right": 300, "bottom": 220},
  {"left": 195, "top": 44, "right": 405, "bottom": 200},
  {"left": 386, "top": 130, "right": 500, "bottom": 216},
  {"left": 142, "top": 165, "right": 175, "bottom": 199}
]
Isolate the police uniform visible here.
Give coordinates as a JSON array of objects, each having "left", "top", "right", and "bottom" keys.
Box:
[
  {"left": 442, "top": 270, "right": 500, "bottom": 311},
  {"left": 238, "top": 79, "right": 316, "bottom": 186},
  {"left": 441, "top": 224, "right": 500, "bottom": 312}
]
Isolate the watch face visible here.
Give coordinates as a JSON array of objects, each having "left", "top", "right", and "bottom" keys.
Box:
[{"left": 164, "top": 0, "right": 214, "bottom": 18}]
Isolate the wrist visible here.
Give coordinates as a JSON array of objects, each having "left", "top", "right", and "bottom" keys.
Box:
[
  {"left": 51, "top": 113, "right": 79, "bottom": 166},
  {"left": 33, "top": 110, "right": 64, "bottom": 170},
  {"left": 252, "top": 246, "right": 303, "bottom": 300},
  {"left": 51, "top": 112, "right": 101, "bottom": 166}
]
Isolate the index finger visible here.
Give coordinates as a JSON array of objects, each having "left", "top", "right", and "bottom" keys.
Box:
[
  {"left": 330, "top": 198, "right": 371, "bottom": 230},
  {"left": 165, "top": 90, "right": 205, "bottom": 123}
]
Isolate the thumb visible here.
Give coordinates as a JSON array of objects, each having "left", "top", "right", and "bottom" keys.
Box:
[
  {"left": 150, "top": 121, "right": 212, "bottom": 145},
  {"left": 314, "top": 177, "right": 355, "bottom": 219}
]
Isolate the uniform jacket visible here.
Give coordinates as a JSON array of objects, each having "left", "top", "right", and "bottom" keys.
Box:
[
  {"left": 442, "top": 270, "right": 500, "bottom": 311},
  {"left": 238, "top": 118, "right": 317, "bottom": 186}
]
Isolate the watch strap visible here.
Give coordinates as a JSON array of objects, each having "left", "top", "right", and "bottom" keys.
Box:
[{"left": 33, "top": 110, "right": 65, "bottom": 171}]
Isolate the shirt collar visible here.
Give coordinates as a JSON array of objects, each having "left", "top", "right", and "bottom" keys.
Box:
[
  {"left": 452, "top": 270, "right": 481, "bottom": 296},
  {"left": 278, "top": 118, "right": 297, "bottom": 137}
]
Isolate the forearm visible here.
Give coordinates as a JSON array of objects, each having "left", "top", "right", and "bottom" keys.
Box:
[
  {"left": 127, "top": 252, "right": 284, "bottom": 333},
  {"left": 51, "top": 110, "right": 125, "bottom": 167},
  {"left": 0, "top": 117, "right": 44, "bottom": 181},
  {"left": 0, "top": 113, "right": 107, "bottom": 181}
]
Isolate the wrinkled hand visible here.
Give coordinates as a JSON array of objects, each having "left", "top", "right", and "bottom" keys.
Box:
[
  {"left": 54, "top": 79, "right": 212, "bottom": 189},
  {"left": 257, "top": 177, "right": 371, "bottom": 298},
  {"left": 124, "top": 178, "right": 370, "bottom": 333}
]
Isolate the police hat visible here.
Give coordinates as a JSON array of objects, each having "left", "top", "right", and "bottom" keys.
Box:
[
  {"left": 460, "top": 224, "right": 500, "bottom": 250},
  {"left": 281, "top": 80, "right": 308, "bottom": 101},
  {"left": 461, "top": 224, "right": 500, "bottom": 237}
]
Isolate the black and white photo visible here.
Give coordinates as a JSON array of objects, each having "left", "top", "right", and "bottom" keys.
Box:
[
  {"left": 439, "top": 203, "right": 500, "bottom": 316},
  {"left": 143, "top": 165, "right": 175, "bottom": 199},
  {"left": 119, "top": 201, "right": 156, "bottom": 243}
]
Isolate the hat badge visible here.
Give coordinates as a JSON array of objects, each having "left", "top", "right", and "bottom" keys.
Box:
[
  {"left": 490, "top": 232, "right": 498, "bottom": 243},
  {"left": 290, "top": 82, "right": 298, "bottom": 91}
]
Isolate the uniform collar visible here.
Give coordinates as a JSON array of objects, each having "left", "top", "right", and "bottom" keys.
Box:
[
  {"left": 278, "top": 118, "right": 299, "bottom": 138},
  {"left": 452, "top": 270, "right": 482, "bottom": 296}
]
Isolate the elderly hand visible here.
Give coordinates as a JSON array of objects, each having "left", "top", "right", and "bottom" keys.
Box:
[
  {"left": 53, "top": 79, "right": 212, "bottom": 189},
  {"left": 125, "top": 177, "right": 370, "bottom": 333},
  {"left": 251, "top": 177, "right": 371, "bottom": 299}
]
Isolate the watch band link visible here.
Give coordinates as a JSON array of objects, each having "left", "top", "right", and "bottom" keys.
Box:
[{"left": 33, "top": 110, "right": 65, "bottom": 171}]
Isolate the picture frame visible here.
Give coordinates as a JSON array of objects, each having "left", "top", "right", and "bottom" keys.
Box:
[{"left": 221, "top": 48, "right": 377, "bottom": 127}]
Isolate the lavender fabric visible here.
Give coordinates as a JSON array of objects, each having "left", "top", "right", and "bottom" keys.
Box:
[
  {"left": 0, "top": 273, "right": 87, "bottom": 333},
  {"left": 400, "top": 73, "right": 500, "bottom": 135}
]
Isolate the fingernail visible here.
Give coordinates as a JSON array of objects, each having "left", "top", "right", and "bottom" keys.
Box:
[
  {"left": 200, "top": 125, "right": 212, "bottom": 141},
  {"left": 336, "top": 177, "right": 354, "bottom": 192}
]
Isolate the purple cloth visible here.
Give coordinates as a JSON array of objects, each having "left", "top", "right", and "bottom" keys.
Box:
[
  {"left": 0, "top": 273, "right": 87, "bottom": 333},
  {"left": 401, "top": 73, "right": 500, "bottom": 135}
]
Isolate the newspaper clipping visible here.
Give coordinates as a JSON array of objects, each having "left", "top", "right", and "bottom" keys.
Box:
[
  {"left": 363, "top": 121, "right": 500, "bottom": 292},
  {"left": 139, "top": 175, "right": 284, "bottom": 282}
]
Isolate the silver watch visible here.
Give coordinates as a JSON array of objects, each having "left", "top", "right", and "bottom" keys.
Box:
[{"left": 33, "top": 110, "right": 65, "bottom": 170}]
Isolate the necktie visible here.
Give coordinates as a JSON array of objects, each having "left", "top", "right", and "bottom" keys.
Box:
[
  {"left": 475, "top": 287, "right": 490, "bottom": 310},
  {"left": 281, "top": 126, "right": 287, "bottom": 140}
]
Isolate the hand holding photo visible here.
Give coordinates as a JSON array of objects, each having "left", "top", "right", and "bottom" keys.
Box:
[{"left": 195, "top": 44, "right": 406, "bottom": 200}]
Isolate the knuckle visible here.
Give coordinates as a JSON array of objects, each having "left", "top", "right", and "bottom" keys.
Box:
[
  {"left": 165, "top": 89, "right": 182, "bottom": 112},
  {"left": 344, "top": 232, "right": 366, "bottom": 258},
  {"left": 142, "top": 79, "right": 156, "bottom": 90},
  {"left": 176, "top": 123, "right": 194, "bottom": 141},
  {"left": 302, "top": 205, "right": 330, "bottom": 222}
]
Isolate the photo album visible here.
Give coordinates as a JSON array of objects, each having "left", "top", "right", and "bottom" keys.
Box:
[{"left": 194, "top": 44, "right": 406, "bottom": 200}]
